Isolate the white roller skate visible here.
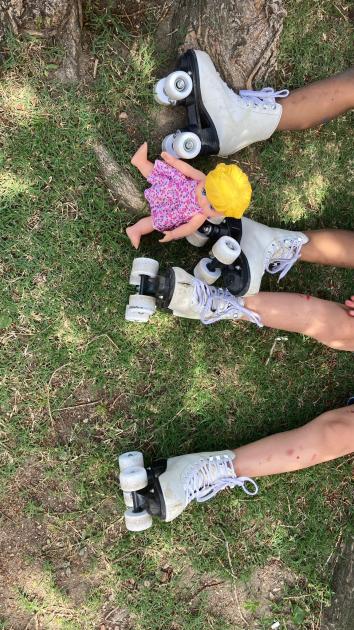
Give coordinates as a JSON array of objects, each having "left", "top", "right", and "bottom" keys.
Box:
[
  {"left": 125, "top": 257, "right": 262, "bottom": 326},
  {"left": 119, "top": 449, "right": 258, "bottom": 529},
  {"left": 187, "top": 217, "right": 309, "bottom": 296},
  {"left": 155, "top": 49, "right": 289, "bottom": 159}
]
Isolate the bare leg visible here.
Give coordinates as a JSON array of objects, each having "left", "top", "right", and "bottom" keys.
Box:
[
  {"left": 345, "top": 296, "right": 354, "bottom": 316},
  {"left": 277, "top": 67, "right": 354, "bottom": 131},
  {"left": 234, "top": 406, "right": 354, "bottom": 477},
  {"left": 244, "top": 292, "right": 354, "bottom": 351},
  {"left": 301, "top": 230, "right": 354, "bottom": 267},
  {"left": 131, "top": 142, "right": 154, "bottom": 178},
  {"left": 126, "top": 216, "right": 154, "bottom": 249}
]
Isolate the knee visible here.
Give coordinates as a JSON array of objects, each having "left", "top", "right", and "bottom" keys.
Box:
[{"left": 321, "top": 410, "right": 354, "bottom": 458}]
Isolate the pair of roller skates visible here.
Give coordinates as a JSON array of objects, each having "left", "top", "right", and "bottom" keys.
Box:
[
  {"left": 154, "top": 49, "right": 289, "bottom": 158},
  {"left": 118, "top": 450, "right": 258, "bottom": 531},
  {"left": 125, "top": 217, "right": 308, "bottom": 325}
]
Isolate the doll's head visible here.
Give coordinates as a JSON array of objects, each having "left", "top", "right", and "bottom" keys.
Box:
[{"left": 205, "top": 163, "right": 252, "bottom": 218}]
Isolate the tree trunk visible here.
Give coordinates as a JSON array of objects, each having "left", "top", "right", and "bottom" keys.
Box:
[
  {"left": 321, "top": 535, "right": 354, "bottom": 630},
  {"left": 0, "top": 0, "right": 83, "bottom": 82},
  {"left": 157, "top": 0, "right": 286, "bottom": 90}
]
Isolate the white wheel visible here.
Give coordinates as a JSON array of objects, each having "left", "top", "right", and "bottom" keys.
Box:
[
  {"left": 119, "top": 451, "right": 144, "bottom": 471},
  {"left": 212, "top": 236, "right": 241, "bottom": 265},
  {"left": 173, "top": 132, "right": 201, "bottom": 160},
  {"left": 123, "top": 491, "right": 133, "bottom": 508},
  {"left": 124, "top": 508, "right": 152, "bottom": 532},
  {"left": 164, "top": 71, "right": 193, "bottom": 101},
  {"left": 161, "top": 133, "right": 178, "bottom": 158},
  {"left": 194, "top": 258, "right": 221, "bottom": 284},
  {"left": 153, "top": 78, "right": 172, "bottom": 106},
  {"left": 119, "top": 466, "right": 148, "bottom": 492},
  {"left": 128, "top": 294, "right": 156, "bottom": 314},
  {"left": 186, "top": 231, "right": 209, "bottom": 247},
  {"left": 125, "top": 305, "right": 150, "bottom": 323},
  {"left": 129, "top": 257, "right": 159, "bottom": 286}
]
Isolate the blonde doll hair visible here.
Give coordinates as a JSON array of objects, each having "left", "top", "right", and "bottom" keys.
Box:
[{"left": 205, "top": 163, "right": 252, "bottom": 218}]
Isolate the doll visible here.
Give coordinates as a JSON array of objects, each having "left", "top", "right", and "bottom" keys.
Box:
[{"left": 126, "top": 142, "right": 252, "bottom": 249}]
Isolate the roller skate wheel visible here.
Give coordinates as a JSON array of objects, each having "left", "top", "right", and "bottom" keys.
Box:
[
  {"left": 125, "top": 305, "right": 150, "bottom": 323},
  {"left": 124, "top": 508, "right": 152, "bottom": 532},
  {"left": 212, "top": 236, "right": 241, "bottom": 265},
  {"left": 164, "top": 71, "right": 193, "bottom": 101},
  {"left": 129, "top": 257, "right": 159, "bottom": 285},
  {"left": 194, "top": 258, "right": 221, "bottom": 284},
  {"left": 153, "top": 78, "right": 172, "bottom": 106},
  {"left": 123, "top": 491, "right": 134, "bottom": 508},
  {"left": 128, "top": 294, "right": 156, "bottom": 314},
  {"left": 161, "top": 133, "right": 179, "bottom": 158},
  {"left": 119, "top": 451, "right": 144, "bottom": 471},
  {"left": 186, "top": 230, "right": 209, "bottom": 248},
  {"left": 119, "top": 465, "right": 148, "bottom": 492},
  {"left": 173, "top": 132, "right": 201, "bottom": 160}
]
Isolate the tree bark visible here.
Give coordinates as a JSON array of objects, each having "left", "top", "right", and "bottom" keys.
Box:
[
  {"left": 90, "top": 140, "right": 146, "bottom": 216},
  {"left": 157, "top": 0, "right": 286, "bottom": 90},
  {"left": 321, "top": 535, "right": 354, "bottom": 630},
  {"left": 0, "top": 0, "right": 83, "bottom": 82}
]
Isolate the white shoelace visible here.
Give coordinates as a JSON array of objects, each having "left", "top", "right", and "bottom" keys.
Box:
[
  {"left": 184, "top": 455, "right": 258, "bottom": 505},
  {"left": 265, "top": 238, "right": 304, "bottom": 280},
  {"left": 192, "top": 279, "right": 263, "bottom": 327},
  {"left": 239, "top": 87, "right": 289, "bottom": 109}
]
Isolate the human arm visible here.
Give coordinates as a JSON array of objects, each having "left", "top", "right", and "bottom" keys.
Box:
[
  {"left": 159, "top": 213, "right": 206, "bottom": 242},
  {"left": 161, "top": 151, "right": 205, "bottom": 181}
]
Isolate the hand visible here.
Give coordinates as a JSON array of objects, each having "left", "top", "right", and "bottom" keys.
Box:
[
  {"left": 161, "top": 151, "right": 177, "bottom": 165},
  {"left": 345, "top": 295, "right": 354, "bottom": 316},
  {"left": 159, "top": 231, "right": 174, "bottom": 243}
]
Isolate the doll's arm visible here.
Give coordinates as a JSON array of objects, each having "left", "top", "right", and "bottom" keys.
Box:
[
  {"left": 159, "top": 214, "right": 206, "bottom": 242},
  {"left": 161, "top": 151, "right": 205, "bottom": 181}
]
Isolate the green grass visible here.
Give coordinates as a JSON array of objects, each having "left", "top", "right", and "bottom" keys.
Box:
[{"left": 0, "top": 1, "right": 353, "bottom": 628}]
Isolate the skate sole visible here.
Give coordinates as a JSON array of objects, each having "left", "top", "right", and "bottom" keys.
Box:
[{"left": 175, "top": 49, "right": 220, "bottom": 156}]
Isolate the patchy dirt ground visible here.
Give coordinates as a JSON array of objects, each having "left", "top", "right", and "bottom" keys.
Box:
[{"left": 0, "top": 459, "right": 131, "bottom": 629}]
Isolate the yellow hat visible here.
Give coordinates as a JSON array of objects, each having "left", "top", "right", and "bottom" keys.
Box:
[{"left": 205, "top": 163, "right": 252, "bottom": 218}]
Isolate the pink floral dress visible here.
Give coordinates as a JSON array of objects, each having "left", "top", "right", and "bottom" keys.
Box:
[{"left": 144, "top": 160, "right": 204, "bottom": 232}]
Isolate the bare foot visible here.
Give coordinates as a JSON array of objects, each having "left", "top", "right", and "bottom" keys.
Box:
[
  {"left": 131, "top": 141, "right": 148, "bottom": 167},
  {"left": 126, "top": 226, "right": 141, "bottom": 249}
]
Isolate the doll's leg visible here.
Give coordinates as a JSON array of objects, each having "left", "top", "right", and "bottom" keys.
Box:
[
  {"left": 300, "top": 229, "right": 354, "bottom": 267},
  {"left": 277, "top": 67, "right": 354, "bottom": 131},
  {"left": 126, "top": 216, "right": 154, "bottom": 249},
  {"left": 131, "top": 142, "right": 154, "bottom": 178},
  {"left": 234, "top": 405, "right": 354, "bottom": 478},
  {"left": 244, "top": 292, "right": 354, "bottom": 351}
]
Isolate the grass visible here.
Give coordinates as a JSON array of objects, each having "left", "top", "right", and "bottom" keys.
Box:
[{"left": 0, "top": 0, "right": 353, "bottom": 628}]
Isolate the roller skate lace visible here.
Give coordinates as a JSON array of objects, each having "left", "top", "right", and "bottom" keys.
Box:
[
  {"left": 265, "top": 237, "right": 304, "bottom": 280},
  {"left": 192, "top": 279, "right": 263, "bottom": 327},
  {"left": 184, "top": 455, "right": 258, "bottom": 504},
  {"left": 239, "top": 87, "right": 289, "bottom": 109}
]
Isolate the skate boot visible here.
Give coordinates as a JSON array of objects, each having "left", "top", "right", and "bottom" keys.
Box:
[
  {"left": 118, "top": 449, "right": 258, "bottom": 530},
  {"left": 187, "top": 217, "right": 309, "bottom": 296},
  {"left": 125, "top": 257, "right": 262, "bottom": 326},
  {"left": 155, "top": 49, "right": 289, "bottom": 159}
]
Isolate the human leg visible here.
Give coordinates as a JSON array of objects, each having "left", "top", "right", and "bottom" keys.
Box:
[
  {"left": 244, "top": 292, "right": 354, "bottom": 351},
  {"left": 126, "top": 216, "right": 154, "bottom": 249},
  {"left": 235, "top": 405, "right": 354, "bottom": 477},
  {"left": 277, "top": 67, "right": 354, "bottom": 131},
  {"left": 300, "top": 230, "right": 354, "bottom": 267},
  {"left": 345, "top": 296, "right": 354, "bottom": 315},
  {"left": 119, "top": 405, "right": 354, "bottom": 527},
  {"left": 131, "top": 142, "right": 154, "bottom": 178}
]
